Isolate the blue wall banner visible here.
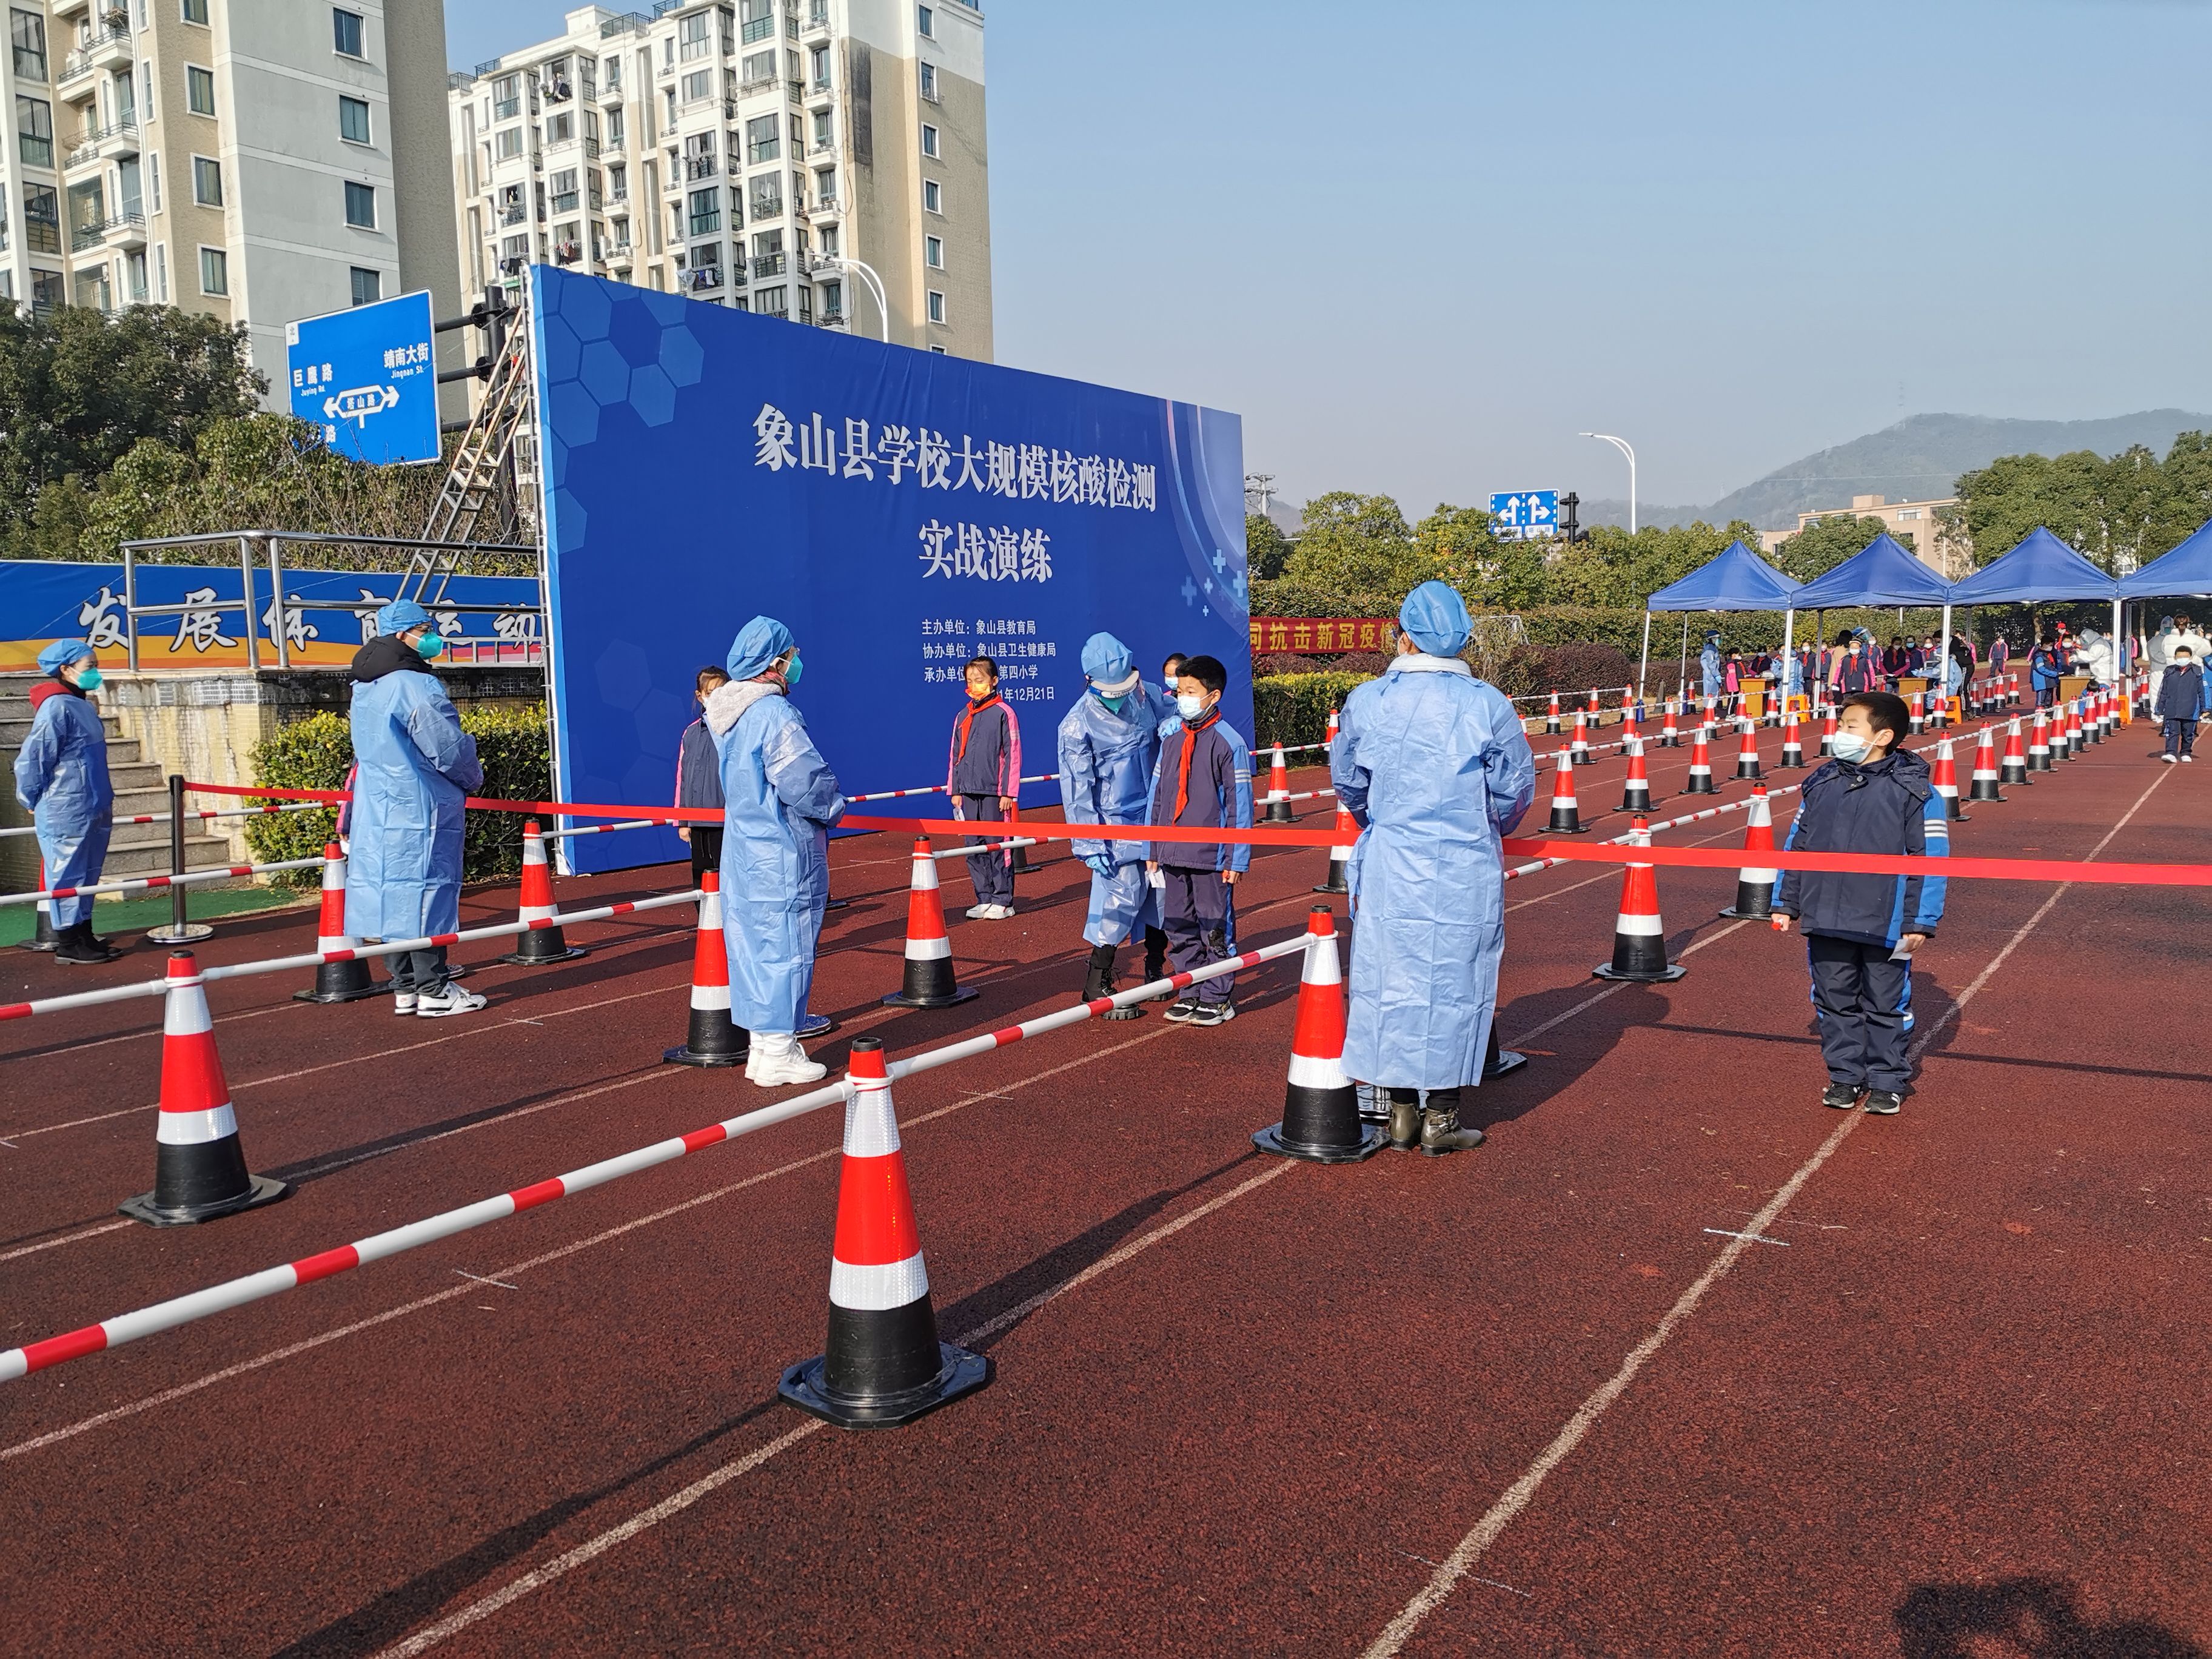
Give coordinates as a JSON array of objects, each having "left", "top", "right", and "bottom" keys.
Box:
[
  {"left": 0, "top": 559, "right": 541, "bottom": 671},
  {"left": 531, "top": 265, "right": 1249, "bottom": 876}
]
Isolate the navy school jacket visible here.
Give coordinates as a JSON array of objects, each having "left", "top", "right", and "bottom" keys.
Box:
[{"left": 1774, "top": 746, "right": 1947, "bottom": 948}]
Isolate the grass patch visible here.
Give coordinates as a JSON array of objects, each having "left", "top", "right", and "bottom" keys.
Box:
[{"left": 0, "top": 883, "right": 312, "bottom": 948}]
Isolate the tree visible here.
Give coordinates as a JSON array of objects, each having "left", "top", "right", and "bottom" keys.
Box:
[
  {"left": 0, "top": 301, "right": 264, "bottom": 544},
  {"left": 1943, "top": 432, "right": 2212, "bottom": 577},
  {"left": 1245, "top": 511, "right": 1292, "bottom": 581},
  {"left": 1281, "top": 491, "right": 1430, "bottom": 598},
  {"left": 1772, "top": 513, "right": 1893, "bottom": 581},
  {"left": 1409, "top": 502, "right": 1499, "bottom": 594}
]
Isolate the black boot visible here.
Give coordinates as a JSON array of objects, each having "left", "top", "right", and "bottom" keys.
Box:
[
  {"left": 1086, "top": 942, "right": 1142, "bottom": 1020},
  {"left": 1387, "top": 1088, "right": 1422, "bottom": 1151},
  {"left": 55, "top": 921, "right": 122, "bottom": 965},
  {"left": 1141, "top": 925, "right": 1171, "bottom": 1000},
  {"left": 1419, "top": 1087, "right": 1486, "bottom": 1155}
]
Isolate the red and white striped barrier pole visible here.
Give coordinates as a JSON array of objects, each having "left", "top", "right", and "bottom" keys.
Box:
[{"left": 0, "top": 854, "right": 329, "bottom": 909}]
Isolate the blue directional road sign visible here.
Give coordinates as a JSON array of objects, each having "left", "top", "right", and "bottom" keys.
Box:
[
  {"left": 1488, "top": 491, "right": 1560, "bottom": 539},
  {"left": 285, "top": 289, "right": 440, "bottom": 465}
]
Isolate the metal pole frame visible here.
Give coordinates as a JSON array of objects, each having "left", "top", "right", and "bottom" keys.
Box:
[
  {"left": 124, "top": 543, "right": 139, "bottom": 673},
  {"left": 1637, "top": 609, "right": 1652, "bottom": 702},
  {"left": 238, "top": 534, "right": 260, "bottom": 672}
]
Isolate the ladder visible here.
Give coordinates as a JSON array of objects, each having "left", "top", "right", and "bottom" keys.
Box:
[{"left": 411, "top": 283, "right": 537, "bottom": 602}]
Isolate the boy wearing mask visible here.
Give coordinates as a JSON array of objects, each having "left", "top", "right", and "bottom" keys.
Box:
[
  {"left": 674, "top": 666, "right": 729, "bottom": 888},
  {"left": 1146, "top": 654, "right": 1253, "bottom": 1027},
  {"left": 2156, "top": 644, "right": 2202, "bottom": 763},
  {"left": 948, "top": 654, "right": 1023, "bottom": 919},
  {"left": 1769, "top": 691, "right": 1947, "bottom": 1116}
]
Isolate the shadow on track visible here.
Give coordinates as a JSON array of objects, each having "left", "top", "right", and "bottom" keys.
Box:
[
  {"left": 1895, "top": 1575, "right": 2207, "bottom": 1658},
  {"left": 1468, "top": 982, "right": 1681, "bottom": 1134},
  {"left": 268, "top": 1398, "right": 788, "bottom": 1659}
]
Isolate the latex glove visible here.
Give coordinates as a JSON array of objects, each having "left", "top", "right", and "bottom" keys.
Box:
[{"left": 1085, "top": 853, "right": 1118, "bottom": 879}]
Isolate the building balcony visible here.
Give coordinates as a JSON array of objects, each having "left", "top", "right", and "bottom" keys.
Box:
[
  {"left": 607, "top": 241, "right": 634, "bottom": 268},
  {"left": 541, "top": 76, "right": 572, "bottom": 102},
  {"left": 70, "top": 209, "right": 144, "bottom": 252},
  {"left": 751, "top": 252, "right": 785, "bottom": 278},
  {"left": 499, "top": 204, "right": 528, "bottom": 226},
  {"left": 603, "top": 132, "right": 626, "bottom": 154},
  {"left": 63, "top": 116, "right": 138, "bottom": 169},
  {"left": 50, "top": 0, "right": 94, "bottom": 18},
  {"left": 554, "top": 240, "right": 581, "bottom": 264},
  {"left": 813, "top": 312, "right": 846, "bottom": 329},
  {"left": 805, "top": 80, "right": 834, "bottom": 104},
  {"left": 684, "top": 264, "right": 723, "bottom": 292},
  {"left": 683, "top": 155, "right": 717, "bottom": 179},
  {"left": 59, "top": 22, "right": 132, "bottom": 84},
  {"left": 739, "top": 72, "right": 776, "bottom": 93},
  {"left": 494, "top": 96, "right": 521, "bottom": 120},
  {"left": 806, "top": 195, "right": 841, "bottom": 218},
  {"left": 809, "top": 138, "right": 837, "bottom": 158}
]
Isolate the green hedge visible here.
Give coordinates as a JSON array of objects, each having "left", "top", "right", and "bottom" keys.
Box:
[
  {"left": 245, "top": 703, "right": 554, "bottom": 887},
  {"left": 1252, "top": 672, "right": 1370, "bottom": 748}
]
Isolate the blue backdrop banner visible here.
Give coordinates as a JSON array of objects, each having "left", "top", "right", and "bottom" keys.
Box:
[{"left": 531, "top": 265, "right": 1250, "bottom": 876}]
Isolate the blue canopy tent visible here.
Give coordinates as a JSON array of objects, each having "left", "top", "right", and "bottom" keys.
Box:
[
  {"left": 1790, "top": 533, "right": 1959, "bottom": 695},
  {"left": 1640, "top": 540, "right": 1803, "bottom": 700},
  {"left": 1950, "top": 528, "right": 2120, "bottom": 675},
  {"left": 2121, "top": 518, "right": 2212, "bottom": 599}
]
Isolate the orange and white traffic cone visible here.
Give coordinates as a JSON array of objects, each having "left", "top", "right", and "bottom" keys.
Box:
[
  {"left": 119, "top": 951, "right": 290, "bottom": 1225},
  {"left": 2063, "top": 699, "right": 2082, "bottom": 759},
  {"left": 1659, "top": 697, "right": 1681, "bottom": 748},
  {"left": 2000, "top": 716, "right": 2030, "bottom": 786},
  {"left": 2092, "top": 688, "right": 2112, "bottom": 743},
  {"left": 1570, "top": 709, "right": 1590, "bottom": 762},
  {"left": 1592, "top": 818, "right": 1684, "bottom": 983},
  {"left": 1325, "top": 705, "right": 1341, "bottom": 757},
  {"left": 1546, "top": 691, "right": 1561, "bottom": 736},
  {"left": 1718, "top": 787, "right": 1778, "bottom": 920},
  {"left": 294, "top": 840, "right": 380, "bottom": 1002},
  {"left": 1779, "top": 709, "right": 1804, "bottom": 768},
  {"left": 1313, "top": 801, "right": 1355, "bottom": 895},
  {"left": 1969, "top": 726, "right": 2005, "bottom": 803},
  {"left": 778, "top": 1037, "right": 991, "bottom": 1429},
  {"left": 1819, "top": 708, "right": 1839, "bottom": 759},
  {"left": 664, "top": 871, "right": 748, "bottom": 1067},
  {"left": 1263, "top": 742, "right": 1294, "bottom": 824},
  {"left": 1253, "top": 907, "right": 1384, "bottom": 1164},
  {"left": 1931, "top": 737, "right": 1967, "bottom": 821},
  {"left": 2029, "top": 708, "right": 2054, "bottom": 771},
  {"left": 1619, "top": 736, "right": 1652, "bottom": 813},
  {"left": 1908, "top": 692, "right": 1925, "bottom": 736},
  {"left": 498, "top": 820, "right": 589, "bottom": 965},
  {"left": 1546, "top": 749, "right": 1584, "bottom": 833},
  {"left": 1734, "top": 718, "right": 1763, "bottom": 780},
  {"left": 881, "top": 839, "right": 977, "bottom": 1009},
  {"left": 1621, "top": 699, "right": 1641, "bottom": 744},
  {"left": 1683, "top": 725, "right": 1717, "bottom": 794}
]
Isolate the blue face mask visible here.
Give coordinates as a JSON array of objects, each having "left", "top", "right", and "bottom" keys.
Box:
[
  {"left": 72, "top": 666, "right": 103, "bottom": 690},
  {"left": 413, "top": 632, "right": 446, "bottom": 659},
  {"left": 783, "top": 650, "right": 803, "bottom": 686},
  {"left": 1830, "top": 729, "right": 1872, "bottom": 763}
]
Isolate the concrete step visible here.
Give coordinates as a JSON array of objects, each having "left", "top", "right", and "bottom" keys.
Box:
[
  {"left": 108, "top": 762, "right": 166, "bottom": 793},
  {"left": 99, "top": 836, "right": 235, "bottom": 879},
  {"left": 0, "top": 712, "right": 125, "bottom": 745}
]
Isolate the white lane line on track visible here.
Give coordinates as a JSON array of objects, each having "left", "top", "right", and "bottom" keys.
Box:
[
  {"left": 1, "top": 1024, "right": 1186, "bottom": 1463},
  {"left": 369, "top": 1159, "right": 1302, "bottom": 1659},
  {"left": 0, "top": 1219, "right": 134, "bottom": 1264},
  {"left": 1358, "top": 763, "right": 2173, "bottom": 1658}
]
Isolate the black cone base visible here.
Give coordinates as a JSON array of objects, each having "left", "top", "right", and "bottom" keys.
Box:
[
  {"left": 882, "top": 951, "right": 977, "bottom": 1010},
  {"left": 825, "top": 896, "right": 851, "bottom": 912},
  {"left": 1253, "top": 1082, "right": 1386, "bottom": 1163},
  {"left": 1313, "top": 859, "right": 1350, "bottom": 895},
  {"left": 781, "top": 1297, "right": 993, "bottom": 1430},
  {"left": 1546, "top": 814, "right": 1585, "bottom": 834},
  {"left": 1683, "top": 779, "right": 1716, "bottom": 795},
  {"left": 1594, "top": 936, "right": 1686, "bottom": 982},
  {"left": 665, "top": 1005, "right": 748, "bottom": 1067},
  {"left": 779, "top": 1344, "right": 991, "bottom": 1429},
  {"left": 1485, "top": 1047, "right": 1528, "bottom": 1080},
  {"left": 1721, "top": 881, "right": 1775, "bottom": 920},
  {"left": 1264, "top": 802, "right": 1295, "bottom": 825},
  {"left": 293, "top": 959, "right": 385, "bottom": 1003},
  {"left": 1620, "top": 792, "right": 1651, "bottom": 813},
  {"left": 121, "top": 1139, "right": 290, "bottom": 1227},
  {"left": 1594, "top": 961, "right": 1686, "bottom": 983},
  {"left": 1970, "top": 786, "right": 2005, "bottom": 802},
  {"left": 498, "top": 931, "right": 589, "bottom": 966},
  {"left": 18, "top": 911, "right": 57, "bottom": 953}
]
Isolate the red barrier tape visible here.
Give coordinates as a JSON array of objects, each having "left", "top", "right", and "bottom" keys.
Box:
[{"left": 183, "top": 785, "right": 2212, "bottom": 886}]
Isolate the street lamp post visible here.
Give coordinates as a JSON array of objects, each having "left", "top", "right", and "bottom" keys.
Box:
[
  {"left": 1578, "top": 432, "right": 1637, "bottom": 534},
  {"left": 808, "top": 255, "right": 890, "bottom": 343}
]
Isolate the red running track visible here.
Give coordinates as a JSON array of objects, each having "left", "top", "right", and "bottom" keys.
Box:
[{"left": 0, "top": 728, "right": 2205, "bottom": 1655}]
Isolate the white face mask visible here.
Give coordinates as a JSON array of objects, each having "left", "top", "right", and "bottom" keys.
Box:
[
  {"left": 1830, "top": 729, "right": 1872, "bottom": 763},
  {"left": 1176, "top": 692, "right": 1207, "bottom": 721}
]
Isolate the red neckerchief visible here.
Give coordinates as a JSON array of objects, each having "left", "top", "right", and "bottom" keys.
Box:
[
  {"left": 957, "top": 694, "right": 1000, "bottom": 762},
  {"left": 1171, "top": 707, "right": 1221, "bottom": 823}
]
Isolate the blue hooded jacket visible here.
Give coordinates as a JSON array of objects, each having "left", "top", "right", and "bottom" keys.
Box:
[{"left": 1775, "top": 747, "right": 1946, "bottom": 948}]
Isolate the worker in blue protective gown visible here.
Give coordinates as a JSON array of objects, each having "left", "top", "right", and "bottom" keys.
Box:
[
  {"left": 1056, "top": 631, "right": 1175, "bottom": 1017},
  {"left": 346, "top": 600, "right": 487, "bottom": 1016},
  {"left": 1331, "top": 581, "right": 1537, "bottom": 1155},
  {"left": 13, "top": 638, "right": 121, "bottom": 964},
  {"left": 705, "top": 615, "right": 846, "bottom": 1087}
]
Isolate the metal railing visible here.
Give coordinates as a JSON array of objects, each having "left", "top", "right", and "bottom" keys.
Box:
[
  {"left": 751, "top": 251, "right": 785, "bottom": 276},
  {"left": 63, "top": 116, "right": 138, "bottom": 167},
  {"left": 684, "top": 264, "right": 724, "bottom": 291},
  {"left": 70, "top": 210, "right": 142, "bottom": 251}
]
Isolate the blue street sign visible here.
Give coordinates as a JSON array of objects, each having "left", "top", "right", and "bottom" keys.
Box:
[
  {"left": 1488, "top": 490, "right": 1560, "bottom": 538},
  {"left": 285, "top": 289, "right": 440, "bottom": 465}
]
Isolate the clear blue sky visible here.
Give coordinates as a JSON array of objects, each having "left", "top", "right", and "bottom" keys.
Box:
[{"left": 446, "top": 0, "right": 2212, "bottom": 515}]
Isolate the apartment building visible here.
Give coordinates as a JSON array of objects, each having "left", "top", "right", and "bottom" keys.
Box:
[
  {"left": 1758, "top": 494, "right": 1965, "bottom": 574},
  {"left": 446, "top": 0, "right": 990, "bottom": 360},
  {"left": 0, "top": 0, "right": 460, "bottom": 405}
]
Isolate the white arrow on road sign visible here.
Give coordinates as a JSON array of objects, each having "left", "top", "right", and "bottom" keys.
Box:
[{"left": 323, "top": 384, "right": 403, "bottom": 427}]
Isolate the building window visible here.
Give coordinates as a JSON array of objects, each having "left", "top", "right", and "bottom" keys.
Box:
[
  {"left": 350, "top": 266, "right": 380, "bottom": 306},
  {"left": 11, "top": 9, "right": 47, "bottom": 83},
  {"left": 339, "top": 94, "right": 370, "bottom": 144},
  {"left": 550, "top": 167, "right": 578, "bottom": 212},
  {"left": 749, "top": 176, "right": 782, "bottom": 219},
  {"left": 813, "top": 169, "right": 835, "bottom": 205},
  {"left": 925, "top": 234, "right": 942, "bottom": 269},
  {"left": 344, "top": 178, "right": 375, "bottom": 227},
  {"left": 755, "top": 284, "right": 786, "bottom": 317},
  {"left": 927, "top": 289, "right": 944, "bottom": 323},
  {"left": 192, "top": 155, "right": 221, "bottom": 206},
  {"left": 21, "top": 181, "right": 56, "bottom": 252},
  {"left": 16, "top": 93, "right": 51, "bottom": 167},
  {"left": 198, "top": 244, "right": 226, "bottom": 295},
  {"left": 495, "top": 126, "right": 523, "bottom": 159},
  {"left": 809, "top": 44, "right": 828, "bottom": 87},
  {"left": 745, "top": 113, "right": 779, "bottom": 164},
  {"left": 546, "top": 110, "right": 573, "bottom": 143},
  {"left": 148, "top": 150, "right": 159, "bottom": 212},
  {"left": 820, "top": 279, "right": 841, "bottom": 318},
  {"left": 740, "top": 0, "right": 772, "bottom": 45},
  {"left": 142, "top": 61, "right": 155, "bottom": 119},
  {"left": 930, "top": 344, "right": 945, "bottom": 355},
  {"left": 186, "top": 64, "right": 215, "bottom": 116},
  {"left": 920, "top": 122, "right": 939, "bottom": 158},
  {"left": 155, "top": 240, "right": 167, "bottom": 300},
  {"left": 917, "top": 4, "right": 934, "bottom": 38},
  {"left": 919, "top": 62, "right": 937, "bottom": 102},
  {"left": 680, "top": 68, "right": 712, "bottom": 102},
  {"left": 332, "top": 7, "right": 364, "bottom": 58},
  {"left": 687, "top": 186, "right": 719, "bottom": 236},
  {"left": 922, "top": 178, "right": 940, "bottom": 214},
  {"left": 181, "top": 0, "right": 207, "bottom": 22}
]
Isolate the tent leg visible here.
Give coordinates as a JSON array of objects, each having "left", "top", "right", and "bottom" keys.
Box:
[
  {"left": 1678, "top": 615, "right": 1689, "bottom": 702},
  {"left": 1783, "top": 608, "right": 1795, "bottom": 714},
  {"left": 1638, "top": 610, "right": 1652, "bottom": 702}
]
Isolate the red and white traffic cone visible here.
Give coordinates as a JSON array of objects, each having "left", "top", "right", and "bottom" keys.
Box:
[
  {"left": 1546, "top": 691, "right": 1561, "bottom": 736},
  {"left": 1819, "top": 708, "right": 1838, "bottom": 759},
  {"left": 1931, "top": 737, "right": 1967, "bottom": 821},
  {"left": 2063, "top": 699, "right": 2083, "bottom": 759},
  {"left": 1659, "top": 697, "right": 1681, "bottom": 748},
  {"left": 1734, "top": 718, "right": 1763, "bottom": 780},
  {"left": 1547, "top": 749, "right": 1584, "bottom": 833},
  {"left": 777, "top": 1037, "right": 991, "bottom": 1429},
  {"left": 1253, "top": 907, "right": 1384, "bottom": 1163},
  {"left": 1263, "top": 743, "right": 1294, "bottom": 824},
  {"left": 1719, "top": 787, "right": 1778, "bottom": 920},
  {"left": 1780, "top": 709, "right": 1804, "bottom": 768},
  {"left": 1326, "top": 705, "right": 1341, "bottom": 755},
  {"left": 664, "top": 871, "right": 748, "bottom": 1067},
  {"left": 2000, "top": 716, "right": 2030, "bottom": 786},
  {"left": 294, "top": 841, "right": 380, "bottom": 1002},
  {"left": 1570, "top": 710, "right": 1590, "bottom": 763},
  {"left": 119, "top": 951, "right": 290, "bottom": 1226},
  {"left": 20, "top": 856, "right": 58, "bottom": 953},
  {"left": 1619, "top": 736, "right": 1653, "bottom": 813},
  {"left": 498, "top": 820, "right": 588, "bottom": 965},
  {"left": 881, "top": 839, "right": 977, "bottom": 1008},
  {"left": 1908, "top": 692, "right": 1925, "bottom": 736},
  {"left": 1313, "top": 801, "right": 1355, "bottom": 895},
  {"left": 1587, "top": 686, "right": 1602, "bottom": 719},
  {"left": 1683, "top": 725, "right": 1717, "bottom": 794},
  {"left": 1969, "top": 725, "right": 2005, "bottom": 802},
  {"left": 2028, "top": 708, "right": 2053, "bottom": 771},
  {"left": 1592, "top": 817, "right": 1684, "bottom": 983},
  {"left": 1621, "top": 700, "right": 1641, "bottom": 745},
  {"left": 2092, "top": 688, "right": 2111, "bottom": 743}
]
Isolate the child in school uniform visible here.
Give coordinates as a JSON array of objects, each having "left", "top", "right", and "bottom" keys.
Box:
[
  {"left": 947, "top": 653, "right": 1023, "bottom": 919},
  {"left": 674, "top": 666, "right": 729, "bottom": 888},
  {"left": 1145, "top": 654, "right": 1253, "bottom": 1027}
]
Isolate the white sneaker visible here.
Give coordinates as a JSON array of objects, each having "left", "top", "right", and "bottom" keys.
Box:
[
  {"left": 964, "top": 903, "right": 991, "bottom": 919},
  {"left": 984, "top": 903, "right": 1016, "bottom": 919},
  {"left": 417, "top": 985, "right": 488, "bottom": 1018},
  {"left": 391, "top": 990, "right": 418, "bottom": 1014},
  {"left": 746, "top": 1033, "right": 830, "bottom": 1087},
  {"left": 2186, "top": 752, "right": 2196, "bottom": 763},
  {"left": 2162, "top": 752, "right": 2178, "bottom": 763}
]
